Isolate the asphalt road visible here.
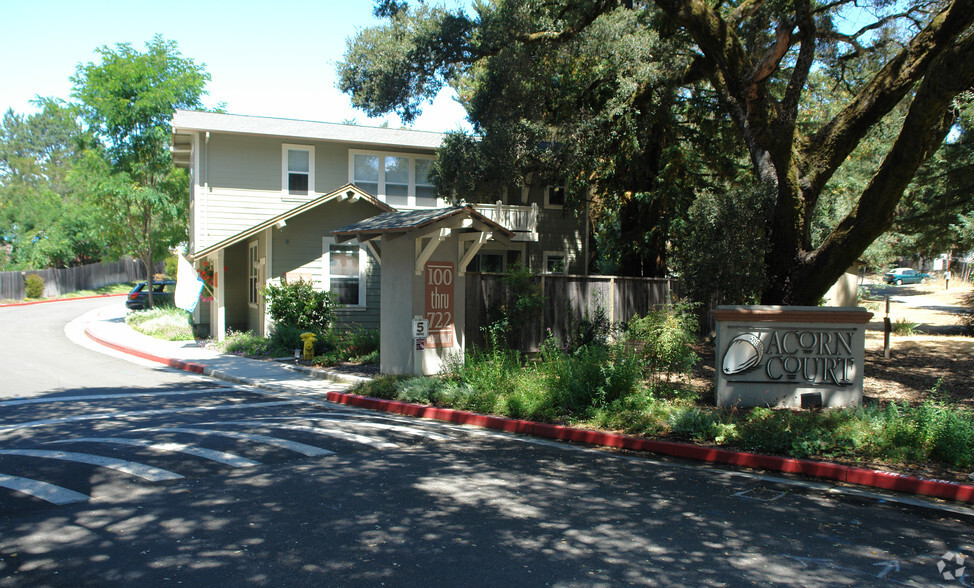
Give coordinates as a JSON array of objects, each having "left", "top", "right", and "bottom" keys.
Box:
[{"left": 0, "top": 298, "right": 971, "bottom": 586}]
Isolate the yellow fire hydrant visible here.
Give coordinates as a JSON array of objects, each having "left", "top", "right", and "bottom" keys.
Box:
[{"left": 299, "top": 332, "right": 317, "bottom": 361}]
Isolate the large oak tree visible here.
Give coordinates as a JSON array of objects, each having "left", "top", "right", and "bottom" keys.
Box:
[{"left": 340, "top": 0, "right": 974, "bottom": 304}]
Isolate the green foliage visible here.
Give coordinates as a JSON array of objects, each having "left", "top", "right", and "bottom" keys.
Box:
[
  {"left": 891, "top": 318, "right": 919, "bottom": 336},
  {"left": 672, "top": 184, "right": 773, "bottom": 306},
  {"left": 0, "top": 99, "right": 107, "bottom": 269},
  {"left": 623, "top": 303, "right": 700, "bottom": 386},
  {"left": 486, "top": 264, "right": 544, "bottom": 349},
  {"left": 125, "top": 306, "right": 194, "bottom": 341},
  {"left": 70, "top": 35, "right": 207, "bottom": 292},
  {"left": 314, "top": 327, "right": 381, "bottom": 365},
  {"left": 539, "top": 339, "right": 644, "bottom": 416},
  {"left": 565, "top": 304, "right": 614, "bottom": 352},
  {"left": 213, "top": 330, "right": 272, "bottom": 357},
  {"left": 263, "top": 279, "right": 338, "bottom": 333},
  {"left": 23, "top": 274, "right": 44, "bottom": 298}
]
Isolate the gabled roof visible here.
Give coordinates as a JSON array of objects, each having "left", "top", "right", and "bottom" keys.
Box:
[
  {"left": 331, "top": 206, "right": 514, "bottom": 243},
  {"left": 192, "top": 184, "right": 394, "bottom": 260},
  {"left": 171, "top": 110, "right": 446, "bottom": 150}
]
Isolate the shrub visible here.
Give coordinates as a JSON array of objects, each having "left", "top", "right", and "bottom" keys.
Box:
[
  {"left": 24, "top": 274, "right": 44, "bottom": 298},
  {"left": 125, "top": 306, "right": 195, "bottom": 341},
  {"left": 215, "top": 330, "right": 272, "bottom": 357},
  {"left": 264, "top": 279, "right": 338, "bottom": 332},
  {"left": 566, "top": 304, "right": 614, "bottom": 352},
  {"left": 891, "top": 317, "right": 919, "bottom": 335},
  {"left": 539, "top": 338, "right": 643, "bottom": 416},
  {"left": 624, "top": 302, "right": 700, "bottom": 386}
]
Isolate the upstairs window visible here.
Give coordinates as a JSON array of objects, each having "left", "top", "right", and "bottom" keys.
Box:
[
  {"left": 545, "top": 186, "right": 566, "bottom": 209},
  {"left": 350, "top": 151, "right": 439, "bottom": 208},
  {"left": 283, "top": 145, "right": 315, "bottom": 197}
]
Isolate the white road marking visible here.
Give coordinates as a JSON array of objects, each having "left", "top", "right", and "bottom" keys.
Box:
[
  {"left": 0, "top": 401, "right": 304, "bottom": 432},
  {"left": 0, "top": 389, "right": 234, "bottom": 408},
  {"left": 228, "top": 413, "right": 455, "bottom": 441},
  {"left": 138, "top": 427, "right": 336, "bottom": 457},
  {"left": 0, "top": 449, "right": 183, "bottom": 481},
  {"left": 216, "top": 420, "right": 399, "bottom": 450},
  {"left": 299, "top": 416, "right": 454, "bottom": 441},
  {"left": 0, "top": 474, "right": 89, "bottom": 505},
  {"left": 52, "top": 437, "right": 260, "bottom": 468}
]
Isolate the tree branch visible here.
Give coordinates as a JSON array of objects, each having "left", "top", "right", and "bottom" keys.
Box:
[
  {"left": 801, "top": 32, "right": 974, "bottom": 298},
  {"left": 801, "top": 0, "right": 974, "bottom": 198}
]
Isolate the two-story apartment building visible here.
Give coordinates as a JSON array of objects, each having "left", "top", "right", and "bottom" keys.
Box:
[{"left": 170, "top": 110, "right": 587, "bottom": 339}]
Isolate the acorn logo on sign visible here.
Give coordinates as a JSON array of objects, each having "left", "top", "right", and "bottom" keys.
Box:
[{"left": 722, "top": 333, "right": 765, "bottom": 375}]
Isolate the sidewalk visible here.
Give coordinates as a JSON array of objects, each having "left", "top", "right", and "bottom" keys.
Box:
[
  {"left": 77, "top": 302, "right": 974, "bottom": 508},
  {"left": 78, "top": 303, "right": 366, "bottom": 399}
]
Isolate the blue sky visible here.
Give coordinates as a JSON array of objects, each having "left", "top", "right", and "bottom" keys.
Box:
[{"left": 0, "top": 0, "right": 471, "bottom": 132}]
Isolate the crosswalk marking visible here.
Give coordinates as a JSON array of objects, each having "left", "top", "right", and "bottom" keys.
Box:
[
  {"left": 0, "top": 388, "right": 234, "bottom": 408},
  {"left": 216, "top": 420, "right": 399, "bottom": 449},
  {"left": 138, "top": 427, "right": 336, "bottom": 457},
  {"left": 306, "top": 416, "right": 454, "bottom": 441},
  {"left": 52, "top": 437, "right": 260, "bottom": 468},
  {"left": 0, "top": 474, "right": 89, "bottom": 505},
  {"left": 0, "top": 449, "right": 183, "bottom": 481},
  {"left": 0, "top": 400, "right": 304, "bottom": 432}
]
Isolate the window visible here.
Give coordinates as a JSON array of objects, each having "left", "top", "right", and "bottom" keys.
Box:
[
  {"left": 385, "top": 156, "right": 410, "bottom": 207},
  {"left": 248, "top": 241, "right": 259, "bottom": 306},
  {"left": 415, "top": 158, "right": 437, "bottom": 207},
  {"left": 465, "top": 252, "right": 505, "bottom": 273},
  {"left": 545, "top": 185, "right": 566, "bottom": 209},
  {"left": 350, "top": 150, "right": 438, "bottom": 208},
  {"left": 544, "top": 252, "right": 567, "bottom": 274},
  {"left": 323, "top": 237, "right": 367, "bottom": 307},
  {"left": 283, "top": 145, "right": 315, "bottom": 197}
]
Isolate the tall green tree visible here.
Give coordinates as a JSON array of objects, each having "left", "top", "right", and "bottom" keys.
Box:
[
  {"left": 0, "top": 99, "right": 104, "bottom": 269},
  {"left": 339, "top": 0, "right": 974, "bottom": 304},
  {"left": 71, "top": 35, "right": 209, "bottom": 306}
]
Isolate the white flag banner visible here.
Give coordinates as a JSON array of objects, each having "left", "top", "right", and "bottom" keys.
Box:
[{"left": 174, "top": 252, "right": 205, "bottom": 312}]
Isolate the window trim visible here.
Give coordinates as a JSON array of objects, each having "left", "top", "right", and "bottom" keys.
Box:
[
  {"left": 248, "top": 240, "right": 259, "bottom": 307},
  {"left": 322, "top": 236, "right": 368, "bottom": 309},
  {"left": 545, "top": 185, "right": 566, "bottom": 209},
  {"left": 349, "top": 149, "right": 439, "bottom": 209},
  {"left": 544, "top": 251, "right": 568, "bottom": 275},
  {"left": 282, "top": 144, "right": 315, "bottom": 198}
]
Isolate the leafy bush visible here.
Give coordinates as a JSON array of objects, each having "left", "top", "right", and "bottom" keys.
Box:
[
  {"left": 539, "top": 339, "right": 643, "bottom": 415},
  {"left": 671, "top": 183, "right": 773, "bottom": 307},
  {"left": 317, "top": 327, "right": 380, "bottom": 364},
  {"left": 215, "top": 330, "right": 272, "bottom": 357},
  {"left": 566, "top": 304, "right": 614, "bottom": 352},
  {"left": 264, "top": 279, "right": 338, "bottom": 332},
  {"left": 624, "top": 302, "right": 700, "bottom": 386},
  {"left": 486, "top": 264, "right": 545, "bottom": 349},
  {"left": 24, "top": 274, "right": 44, "bottom": 298}
]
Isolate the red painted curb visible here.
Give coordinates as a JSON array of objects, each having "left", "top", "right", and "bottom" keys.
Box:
[
  {"left": 326, "top": 392, "right": 974, "bottom": 505},
  {"left": 84, "top": 328, "right": 205, "bottom": 374},
  {"left": 0, "top": 293, "right": 126, "bottom": 308}
]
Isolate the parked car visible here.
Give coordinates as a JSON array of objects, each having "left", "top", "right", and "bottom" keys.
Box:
[
  {"left": 883, "top": 268, "right": 929, "bottom": 286},
  {"left": 126, "top": 280, "right": 177, "bottom": 310}
]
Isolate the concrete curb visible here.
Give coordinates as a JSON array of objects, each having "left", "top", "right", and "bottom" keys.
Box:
[
  {"left": 326, "top": 392, "right": 974, "bottom": 506},
  {"left": 0, "top": 293, "right": 126, "bottom": 308}
]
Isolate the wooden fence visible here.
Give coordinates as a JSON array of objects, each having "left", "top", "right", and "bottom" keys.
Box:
[
  {"left": 464, "top": 273, "right": 682, "bottom": 352},
  {"left": 0, "top": 257, "right": 164, "bottom": 300}
]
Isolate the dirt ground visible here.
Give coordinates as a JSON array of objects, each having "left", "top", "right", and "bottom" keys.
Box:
[
  {"left": 694, "top": 277, "right": 974, "bottom": 408},
  {"left": 861, "top": 278, "right": 973, "bottom": 407}
]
